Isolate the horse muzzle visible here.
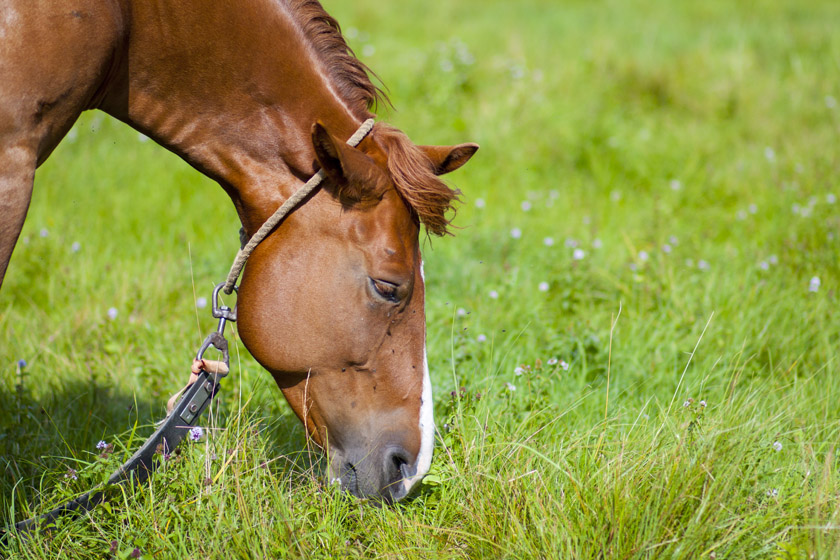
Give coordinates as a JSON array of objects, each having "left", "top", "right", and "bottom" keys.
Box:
[{"left": 329, "top": 442, "right": 422, "bottom": 503}]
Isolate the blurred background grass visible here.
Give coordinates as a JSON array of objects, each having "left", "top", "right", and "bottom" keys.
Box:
[{"left": 2, "top": 0, "right": 840, "bottom": 557}]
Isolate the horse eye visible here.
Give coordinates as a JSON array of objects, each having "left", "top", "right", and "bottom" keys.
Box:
[{"left": 371, "top": 279, "right": 400, "bottom": 302}]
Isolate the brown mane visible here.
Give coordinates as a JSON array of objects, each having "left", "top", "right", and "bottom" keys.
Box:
[
  {"left": 373, "top": 125, "right": 461, "bottom": 236},
  {"left": 285, "top": 0, "right": 460, "bottom": 236},
  {"left": 284, "top": 0, "right": 387, "bottom": 115}
]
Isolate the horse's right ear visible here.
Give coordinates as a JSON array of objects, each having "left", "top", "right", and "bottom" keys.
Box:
[{"left": 312, "top": 122, "right": 386, "bottom": 203}]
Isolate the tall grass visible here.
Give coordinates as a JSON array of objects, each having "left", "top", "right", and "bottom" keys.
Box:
[{"left": 2, "top": 0, "right": 839, "bottom": 557}]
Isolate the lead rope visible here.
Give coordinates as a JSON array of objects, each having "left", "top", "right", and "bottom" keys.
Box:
[{"left": 222, "top": 118, "right": 375, "bottom": 294}]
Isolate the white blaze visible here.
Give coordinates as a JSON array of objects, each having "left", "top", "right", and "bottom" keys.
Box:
[{"left": 401, "top": 261, "right": 435, "bottom": 494}]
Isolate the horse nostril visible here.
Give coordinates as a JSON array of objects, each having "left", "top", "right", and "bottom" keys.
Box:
[
  {"left": 385, "top": 447, "right": 412, "bottom": 484},
  {"left": 343, "top": 462, "right": 359, "bottom": 494}
]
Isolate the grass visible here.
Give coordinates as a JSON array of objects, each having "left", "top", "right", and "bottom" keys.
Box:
[{"left": 2, "top": 0, "right": 840, "bottom": 557}]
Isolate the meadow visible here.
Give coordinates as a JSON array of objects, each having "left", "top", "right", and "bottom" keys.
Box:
[{"left": 2, "top": 0, "right": 840, "bottom": 557}]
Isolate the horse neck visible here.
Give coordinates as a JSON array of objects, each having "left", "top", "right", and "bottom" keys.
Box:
[{"left": 100, "top": 0, "right": 368, "bottom": 233}]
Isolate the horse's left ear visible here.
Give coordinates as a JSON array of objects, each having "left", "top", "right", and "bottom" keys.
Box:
[{"left": 419, "top": 143, "right": 479, "bottom": 176}]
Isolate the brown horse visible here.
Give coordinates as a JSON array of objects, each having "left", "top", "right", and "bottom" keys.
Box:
[{"left": 0, "top": 0, "right": 477, "bottom": 502}]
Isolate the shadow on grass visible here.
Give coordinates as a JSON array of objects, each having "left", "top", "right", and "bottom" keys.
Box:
[{"left": 0, "top": 374, "right": 308, "bottom": 527}]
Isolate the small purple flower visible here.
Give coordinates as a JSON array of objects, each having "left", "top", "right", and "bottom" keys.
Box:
[
  {"left": 773, "top": 441, "right": 782, "bottom": 452},
  {"left": 71, "top": 241, "right": 81, "bottom": 253},
  {"left": 96, "top": 440, "right": 108, "bottom": 450},
  {"left": 572, "top": 249, "right": 585, "bottom": 260},
  {"left": 17, "top": 359, "right": 26, "bottom": 369},
  {"left": 809, "top": 276, "right": 821, "bottom": 293},
  {"left": 189, "top": 427, "right": 204, "bottom": 442},
  {"left": 520, "top": 201, "right": 532, "bottom": 212},
  {"left": 107, "top": 307, "right": 118, "bottom": 320},
  {"left": 505, "top": 382, "right": 517, "bottom": 392},
  {"left": 474, "top": 198, "right": 486, "bottom": 209},
  {"left": 514, "top": 366, "right": 526, "bottom": 376},
  {"left": 39, "top": 228, "right": 49, "bottom": 238},
  {"left": 196, "top": 297, "right": 208, "bottom": 309},
  {"left": 547, "top": 358, "right": 558, "bottom": 365},
  {"left": 476, "top": 334, "right": 487, "bottom": 343},
  {"left": 538, "top": 281, "right": 549, "bottom": 292},
  {"left": 510, "top": 227, "right": 522, "bottom": 239},
  {"left": 543, "top": 237, "right": 554, "bottom": 247},
  {"left": 559, "top": 360, "right": 570, "bottom": 371},
  {"left": 65, "top": 468, "right": 78, "bottom": 480}
]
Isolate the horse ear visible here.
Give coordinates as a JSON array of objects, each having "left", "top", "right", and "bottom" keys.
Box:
[
  {"left": 311, "top": 121, "right": 384, "bottom": 202},
  {"left": 419, "top": 143, "right": 479, "bottom": 176},
  {"left": 312, "top": 121, "right": 349, "bottom": 186}
]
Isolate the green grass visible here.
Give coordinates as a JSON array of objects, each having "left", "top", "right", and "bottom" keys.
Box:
[{"left": 2, "top": 0, "right": 840, "bottom": 557}]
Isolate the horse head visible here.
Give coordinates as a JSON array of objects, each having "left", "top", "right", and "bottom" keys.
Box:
[{"left": 237, "top": 121, "right": 477, "bottom": 502}]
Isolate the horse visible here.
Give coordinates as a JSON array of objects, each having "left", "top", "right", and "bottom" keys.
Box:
[{"left": 0, "top": 0, "right": 477, "bottom": 503}]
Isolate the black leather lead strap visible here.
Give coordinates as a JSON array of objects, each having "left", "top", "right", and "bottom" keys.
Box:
[
  {"left": 1, "top": 369, "right": 221, "bottom": 540},
  {"left": 1, "top": 283, "right": 235, "bottom": 545}
]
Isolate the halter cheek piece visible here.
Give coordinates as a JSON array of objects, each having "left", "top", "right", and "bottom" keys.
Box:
[{"left": 1, "top": 119, "right": 375, "bottom": 539}]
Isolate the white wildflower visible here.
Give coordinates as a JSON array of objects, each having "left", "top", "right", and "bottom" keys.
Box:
[
  {"left": 521, "top": 201, "right": 532, "bottom": 212},
  {"left": 670, "top": 179, "right": 682, "bottom": 191},
  {"left": 543, "top": 237, "right": 554, "bottom": 247},
  {"left": 547, "top": 358, "right": 558, "bottom": 365},
  {"left": 71, "top": 241, "right": 81, "bottom": 253},
  {"left": 809, "top": 276, "right": 820, "bottom": 292},
  {"left": 196, "top": 297, "right": 208, "bottom": 309},
  {"left": 573, "top": 248, "right": 585, "bottom": 260},
  {"left": 662, "top": 244, "right": 672, "bottom": 254},
  {"left": 773, "top": 441, "right": 782, "bottom": 452},
  {"left": 489, "top": 290, "right": 499, "bottom": 299},
  {"left": 474, "top": 198, "right": 486, "bottom": 208},
  {"left": 505, "top": 382, "right": 517, "bottom": 392},
  {"left": 107, "top": 307, "right": 118, "bottom": 320},
  {"left": 476, "top": 334, "right": 487, "bottom": 343},
  {"left": 538, "top": 282, "right": 549, "bottom": 292},
  {"left": 510, "top": 227, "right": 522, "bottom": 239},
  {"left": 638, "top": 250, "right": 649, "bottom": 262},
  {"left": 592, "top": 238, "right": 603, "bottom": 249}
]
